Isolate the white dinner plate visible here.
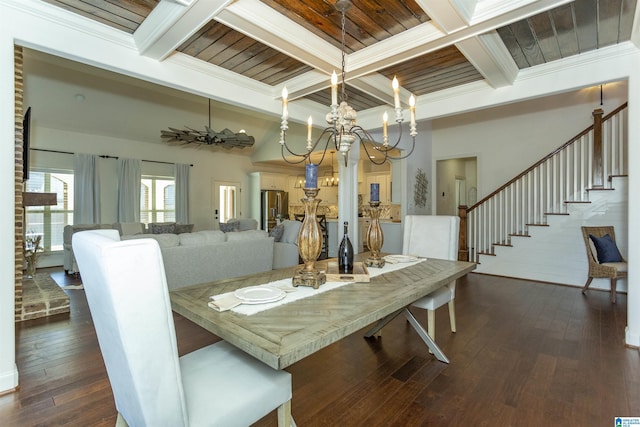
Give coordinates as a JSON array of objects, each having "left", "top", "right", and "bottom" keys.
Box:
[
  {"left": 234, "top": 286, "right": 286, "bottom": 304},
  {"left": 384, "top": 254, "right": 421, "bottom": 263}
]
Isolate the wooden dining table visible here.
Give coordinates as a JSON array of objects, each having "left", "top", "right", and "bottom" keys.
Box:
[{"left": 170, "top": 255, "right": 476, "bottom": 370}]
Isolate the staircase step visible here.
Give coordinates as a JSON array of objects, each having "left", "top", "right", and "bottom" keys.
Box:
[
  {"left": 525, "top": 223, "right": 548, "bottom": 227},
  {"left": 608, "top": 174, "right": 628, "bottom": 182},
  {"left": 477, "top": 251, "right": 495, "bottom": 256},
  {"left": 509, "top": 233, "right": 530, "bottom": 237},
  {"left": 544, "top": 212, "right": 569, "bottom": 216},
  {"left": 586, "top": 187, "right": 615, "bottom": 192}
]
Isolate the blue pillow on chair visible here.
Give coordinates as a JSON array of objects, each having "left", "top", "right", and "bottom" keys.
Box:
[{"left": 589, "top": 234, "right": 623, "bottom": 263}]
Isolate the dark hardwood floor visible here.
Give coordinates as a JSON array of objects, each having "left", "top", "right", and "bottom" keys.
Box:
[{"left": 1, "top": 269, "right": 638, "bottom": 426}]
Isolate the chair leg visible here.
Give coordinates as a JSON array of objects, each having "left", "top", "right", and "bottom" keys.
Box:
[
  {"left": 427, "top": 310, "right": 435, "bottom": 354},
  {"left": 427, "top": 310, "right": 435, "bottom": 341},
  {"left": 610, "top": 278, "right": 617, "bottom": 304},
  {"left": 448, "top": 300, "right": 456, "bottom": 333},
  {"left": 582, "top": 277, "right": 594, "bottom": 294},
  {"left": 277, "top": 399, "right": 293, "bottom": 427},
  {"left": 115, "top": 413, "right": 129, "bottom": 427}
]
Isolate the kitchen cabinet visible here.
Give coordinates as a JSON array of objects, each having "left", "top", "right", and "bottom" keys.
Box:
[
  {"left": 365, "top": 174, "right": 390, "bottom": 203},
  {"left": 259, "top": 173, "right": 287, "bottom": 190}
]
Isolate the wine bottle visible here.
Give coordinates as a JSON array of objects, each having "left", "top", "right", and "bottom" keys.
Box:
[{"left": 338, "top": 221, "right": 354, "bottom": 274}]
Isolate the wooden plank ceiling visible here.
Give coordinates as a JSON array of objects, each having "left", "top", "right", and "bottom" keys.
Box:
[{"left": 41, "top": 0, "right": 637, "bottom": 111}]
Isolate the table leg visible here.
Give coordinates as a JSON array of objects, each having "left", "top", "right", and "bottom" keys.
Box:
[
  {"left": 364, "top": 308, "right": 403, "bottom": 337},
  {"left": 364, "top": 308, "right": 450, "bottom": 364},
  {"left": 403, "top": 308, "right": 449, "bottom": 363}
]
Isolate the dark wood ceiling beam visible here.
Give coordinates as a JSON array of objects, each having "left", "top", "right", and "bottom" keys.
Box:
[{"left": 42, "top": 0, "right": 146, "bottom": 33}]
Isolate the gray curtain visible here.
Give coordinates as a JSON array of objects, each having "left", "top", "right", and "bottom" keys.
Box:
[
  {"left": 175, "top": 163, "right": 190, "bottom": 224},
  {"left": 73, "top": 153, "right": 101, "bottom": 224},
  {"left": 117, "top": 158, "right": 141, "bottom": 223}
]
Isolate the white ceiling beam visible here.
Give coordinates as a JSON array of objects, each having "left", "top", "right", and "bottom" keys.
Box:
[
  {"left": 134, "top": 0, "right": 232, "bottom": 60},
  {"left": 275, "top": 70, "right": 329, "bottom": 101},
  {"left": 348, "top": 74, "right": 412, "bottom": 108},
  {"left": 456, "top": 31, "right": 518, "bottom": 88},
  {"left": 217, "top": 0, "right": 339, "bottom": 75},
  {"left": 415, "top": 0, "right": 471, "bottom": 33}
]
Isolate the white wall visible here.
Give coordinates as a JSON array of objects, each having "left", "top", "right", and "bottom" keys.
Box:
[{"left": 403, "top": 120, "right": 433, "bottom": 216}]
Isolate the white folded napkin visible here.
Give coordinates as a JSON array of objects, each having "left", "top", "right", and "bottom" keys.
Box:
[{"left": 208, "top": 294, "right": 242, "bottom": 312}]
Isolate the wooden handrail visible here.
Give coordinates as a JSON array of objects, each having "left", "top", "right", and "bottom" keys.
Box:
[
  {"left": 466, "top": 102, "right": 628, "bottom": 213},
  {"left": 458, "top": 205, "right": 468, "bottom": 261}
]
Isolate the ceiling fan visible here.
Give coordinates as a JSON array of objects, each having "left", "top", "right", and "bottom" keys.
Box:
[{"left": 161, "top": 99, "right": 255, "bottom": 150}]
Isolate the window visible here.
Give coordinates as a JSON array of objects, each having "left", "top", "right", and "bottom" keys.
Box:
[
  {"left": 140, "top": 176, "right": 175, "bottom": 224},
  {"left": 25, "top": 170, "right": 74, "bottom": 252}
]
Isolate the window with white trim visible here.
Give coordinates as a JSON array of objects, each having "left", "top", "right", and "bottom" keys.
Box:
[
  {"left": 25, "top": 170, "right": 74, "bottom": 252},
  {"left": 140, "top": 176, "right": 175, "bottom": 224}
]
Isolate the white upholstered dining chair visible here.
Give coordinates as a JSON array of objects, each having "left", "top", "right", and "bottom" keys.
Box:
[
  {"left": 403, "top": 215, "right": 460, "bottom": 342},
  {"left": 73, "top": 230, "right": 293, "bottom": 427}
]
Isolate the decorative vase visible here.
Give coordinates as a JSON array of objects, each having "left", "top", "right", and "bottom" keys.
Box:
[
  {"left": 365, "top": 201, "right": 385, "bottom": 268},
  {"left": 293, "top": 188, "right": 327, "bottom": 289},
  {"left": 25, "top": 256, "right": 37, "bottom": 278},
  {"left": 23, "top": 235, "right": 42, "bottom": 279}
]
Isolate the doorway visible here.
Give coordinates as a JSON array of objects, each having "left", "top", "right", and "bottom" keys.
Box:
[
  {"left": 435, "top": 157, "right": 477, "bottom": 215},
  {"left": 213, "top": 181, "right": 241, "bottom": 228}
]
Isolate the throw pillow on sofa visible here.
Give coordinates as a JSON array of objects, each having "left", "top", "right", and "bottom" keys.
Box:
[
  {"left": 227, "top": 218, "right": 258, "bottom": 231},
  {"left": 175, "top": 223, "right": 194, "bottom": 234},
  {"left": 219, "top": 222, "right": 239, "bottom": 233},
  {"left": 280, "top": 220, "right": 302, "bottom": 244},
  {"left": 269, "top": 223, "right": 285, "bottom": 242},
  {"left": 149, "top": 222, "right": 176, "bottom": 234}
]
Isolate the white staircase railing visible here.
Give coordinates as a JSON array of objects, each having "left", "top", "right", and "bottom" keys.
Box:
[{"left": 465, "top": 104, "right": 628, "bottom": 262}]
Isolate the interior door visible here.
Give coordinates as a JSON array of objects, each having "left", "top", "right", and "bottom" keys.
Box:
[{"left": 213, "top": 181, "right": 241, "bottom": 228}]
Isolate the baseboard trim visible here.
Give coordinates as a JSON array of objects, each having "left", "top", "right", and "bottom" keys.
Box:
[{"left": 0, "top": 364, "right": 19, "bottom": 395}]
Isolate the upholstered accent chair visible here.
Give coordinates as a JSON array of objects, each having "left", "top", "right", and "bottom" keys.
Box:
[
  {"left": 403, "top": 215, "right": 460, "bottom": 341},
  {"left": 581, "top": 225, "right": 627, "bottom": 303},
  {"left": 73, "top": 230, "right": 293, "bottom": 426}
]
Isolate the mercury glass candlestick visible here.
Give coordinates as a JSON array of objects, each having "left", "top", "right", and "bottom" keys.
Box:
[
  {"left": 365, "top": 201, "right": 385, "bottom": 268},
  {"left": 293, "top": 187, "right": 326, "bottom": 289}
]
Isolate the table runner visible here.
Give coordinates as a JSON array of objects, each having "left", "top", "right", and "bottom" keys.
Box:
[{"left": 211, "top": 257, "right": 425, "bottom": 315}]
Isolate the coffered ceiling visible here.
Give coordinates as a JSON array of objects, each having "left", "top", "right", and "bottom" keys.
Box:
[{"left": 38, "top": 0, "right": 638, "bottom": 116}]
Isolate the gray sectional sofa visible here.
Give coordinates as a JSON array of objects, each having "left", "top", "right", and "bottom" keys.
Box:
[
  {"left": 65, "top": 219, "right": 302, "bottom": 289},
  {"left": 122, "top": 230, "right": 274, "bottom": 290}
]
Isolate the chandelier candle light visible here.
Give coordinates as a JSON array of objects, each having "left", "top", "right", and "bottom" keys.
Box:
[
  {"left": 277, "top": 0, "right": 417, "bottom": 167},
  {"left": 366, "top": 183, "right": 385, "bottom": 268},
  {"left": 293, "top": 164, "right": 327, "bottom": 289}
]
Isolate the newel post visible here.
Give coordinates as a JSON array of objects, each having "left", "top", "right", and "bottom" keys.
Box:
[
  {"left": 592, "top": 108, "right": 604, "bottom": 188},
  {"left": 458, "top": 205, "right": 468, "bottom": 261}
]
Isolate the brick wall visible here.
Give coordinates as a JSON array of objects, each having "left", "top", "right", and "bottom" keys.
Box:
[{"left": 15, "top": 45, "right": 24, "bottom": 321}]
